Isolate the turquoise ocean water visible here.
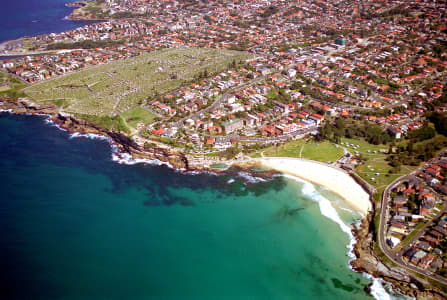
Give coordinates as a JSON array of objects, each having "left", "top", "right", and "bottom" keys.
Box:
[
  {"left": 0, "top": 113, "right": 380, "bottom": 299},
  {"left": 0, "top": 1, "right": 398, "bottom": 298}
]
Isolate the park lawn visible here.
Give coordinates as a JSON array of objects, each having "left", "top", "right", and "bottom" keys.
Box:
[
  {"left": 355, "top": 152, "right": 419, "bottom": 193},
  {"left": 209, "top": 163, "right": 228, "bottom": 169},
  {"left": 0, "top": 85, "right": 11, "bottom": 92},
  {"left": 51, "top": 98, "right": 72, "bottom": 109},
  {"left": 250, "top": 152, "right": 262, "bottom": 158},
  {"left": 0, "top": 71, "right": 27, "bottom": 97},
  {"left": 205, "top": 151, "right": 224, "bottom": 157},
  {"left": 338, "top": 137, "right": 400, "bottom": 190},
  {"left": 262, "top": 139, "right": 306, "bottom": 158},
  {"left": 262, "top": 139, "right": 343, "bottom": 162},
  {"left": 300, "top": 140, "right": 344, "bottom": 162},
  {"left": 340, "top": 137, "right": 388, "bottom": 153},
  {"left": 121, "top": 107, "right": 157, "bottom": 128}
]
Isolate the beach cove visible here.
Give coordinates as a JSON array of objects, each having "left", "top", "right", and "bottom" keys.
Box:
[
  {"left": 258, "top": 157, "right": 373, "bottom": 216},
  {"left": 0, "top": 111, "right": 395, "bottom": 300}
]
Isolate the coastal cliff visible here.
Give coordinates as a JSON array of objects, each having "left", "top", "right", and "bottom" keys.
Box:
[
  {"left": 0, "top": 97, "right": 189, "bottom": 169},
  {"left": 2, "top": 95, "right": 447, "bottom": 298},
  {"left": 66, "top": 1, "right": 108, "bottom": 21},
  {"left": 351, "top": 212, "right": 447, "bottom": 299}
]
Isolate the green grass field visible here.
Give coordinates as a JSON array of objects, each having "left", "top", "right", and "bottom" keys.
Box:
[
  {"left": 0, "top": 85, "right": 11, "bottom": 92},
  {"left": 121, "top": 107, "right": 157, "bottom": 128},
  {"left": 24, "top": 48, "right": 252, "bottom": 119},
  {"left": 300, "top": 140, "right": 344, "bottom": 162},
  {"left": 339, "top": 137, "right": 418, "bottom": 192},
  {"left": 260, "top": 139, "right": 344, "bottom": 162},
  {"left": 261, "top": 139, "right": 306, "bottom": 158},
  {"left": 0, "top": 71, "right": 27, "bottom": 97}
]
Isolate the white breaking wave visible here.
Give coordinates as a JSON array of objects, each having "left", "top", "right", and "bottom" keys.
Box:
[
  {"left": 366, "top": 274, "right": 414, "bottom": 300},
  {"left": 69, "top": 132, "right": 110, "bottom": 141},
  {"left": 283, "top": 174, "right": 352, "bottom": 236},
  {"left": 0, "top": 109, "right": 13, "bottom": 113},
  {"left": 339, "top": 206, "right": 355, "bottom": 214},
  {"left": 237, "top": 171, "right": 267, "bottom": 184},
  {"left": 111, "top": 151, "right": 184, "bottom": 171},
  {"left": 183, "top": 170, "right": 219, "bottom": 176},
  {"left": 282, "top": 174, "right": 404, "bottom": 300},
  {"left": 43, "top": 116, "right": 68, "bottom": 132},
  {"left": 370, "top": 277, "right": 393, "bottom": 300}
]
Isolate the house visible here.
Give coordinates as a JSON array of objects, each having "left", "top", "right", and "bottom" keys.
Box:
[
  {"left": 260, "top": 67, "right": 271, "bottom": 76},
  {"left": 222, "top": 118, "right": 244, "bottom": 133},
  {"left": 404, "top": 248, "right": 417, "bottom": 260},
  {"left": 416, "top": 241, "right": 431, "bottom": 252},
  {"left": 309, "top": 113, "right": 324, "bottom": 125},
  {"left": 260, "top": 125, "right": 279, "bottom": 136},
  {"left": 287, "top": 69, "right": 297, "bottom": 78},
  {"left": 393, "top": 196, "right": 408, "bottom": 208},
  {"left": 425, "top": 167, "right": 440, "bottom": 177},
  {"left": 208, "top": 126, "right": 222, "bottom": 134},
  {"left": 245, "top": 114, "right": 260, "bottom": 126},
  {"left": 419, "top": 254, "right": 435, "bottom": 269},
  {"left": 420, "top": 194, "right": 436, "bottom": 216},
  {"left": 410, "top": 250, "right": 427, "bottom": 265},
  {"left": 388, "top": 127, "right": 402, "bottom": 139}
]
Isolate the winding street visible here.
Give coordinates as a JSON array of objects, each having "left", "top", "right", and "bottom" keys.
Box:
[
  {"left": 173, "top": 74, "right": 274, "bottom": 128},
  {"left": 378, "top": 173, "right": 447, "bottom": 285}
]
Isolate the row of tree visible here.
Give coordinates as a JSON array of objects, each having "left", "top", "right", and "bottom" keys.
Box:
[{"left": 47, "top": 39, "right": 124, "bottom": 50}]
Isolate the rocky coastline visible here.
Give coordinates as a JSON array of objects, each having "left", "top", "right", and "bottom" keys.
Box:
[
  {"left": 65, "top": 1, "right": 87, "bottom": 8},
  {"left": 66, "top": 1, "right": 108, "bottom": 21},
  {"left": 1, "top": 96, "right": 447, "bottom": 299},
  {"left": 0, "top": 97, "right": 189, "bottom": 169},
  {"left": 351, "top": 211, "right": 447, "bottom": 299}
]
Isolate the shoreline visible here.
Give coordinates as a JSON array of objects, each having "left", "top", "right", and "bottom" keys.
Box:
[
  {"left": 257, "top": 157, "right": 372, "bottom": 216},
  {"left": 66, "top": 1, "right": 109, "bottom": 22},
  {"left": 1, "top": 96, "right": 446, "bottom": 299}
]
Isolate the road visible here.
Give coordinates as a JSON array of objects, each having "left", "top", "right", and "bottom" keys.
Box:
[
  {"left": 378, "top": 173, "right": 447, "bottom": 285},
  {"left": 173, "top": 74, "right": 273, "bottom": 128}
]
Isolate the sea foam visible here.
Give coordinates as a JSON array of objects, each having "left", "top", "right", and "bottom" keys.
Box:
[
  {"left": 237, "top": 171, "right": 266, "bottom": 184},
  {"left": 111, "top": 151, "right": 183, "bottom": 171},
  {"left": 366, "top": 274, "right": 414, "bottom": 300},
  {"left": 282, "top": 174, "right": 404, "bottom": 300},
  {"left": 69, "top": 132, "right": 110, "bottom": 141}
]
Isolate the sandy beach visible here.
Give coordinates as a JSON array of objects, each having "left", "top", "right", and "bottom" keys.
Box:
[{"left": 259, "top": 157, "right": 372, "bottom": 215}]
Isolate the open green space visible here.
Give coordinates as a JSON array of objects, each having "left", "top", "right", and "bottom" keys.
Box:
[
  {"left": 121, "top": 107, "right": 157, "bottom": 128},
  {"left": 300, "top": 140, "right": 344, "bottom": 162},
  {"left": 24, "top": 48, "right": 252, "bottom": 118},
  {"left": 261, "top": 139, "right": 306, "bottom": 158},
  {"left": 0, "top": 71, "right": 27, "bottom": 97},
  {"left": 260, "top": 139, "right": 344, "bottom": 162},
  {"left": 338, "top": 137, "right": 417, "bottom": 191},
  {"left": 209, "top": 163, "right": 228, "bottom": 169},
  {"left": 73, "top": 113, "right": 130, "bottom": 134},
  {"left": 340, "top": 137, "right": 388, "bottom": 153},
  {"left": 0, "top": 85, "right": 11, "bottom": 92}
]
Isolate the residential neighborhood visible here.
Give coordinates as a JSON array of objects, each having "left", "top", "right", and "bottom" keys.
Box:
[
  {"left": 2, "top": 0, "right": 447, "bottom": 298},
  {"left": 1, "top": 0, "right": 445, "bottom": 152}
]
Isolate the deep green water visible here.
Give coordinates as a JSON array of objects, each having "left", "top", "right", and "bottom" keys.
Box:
[{"left": 0, "top": 113, "right": 376, "bottom": 299}]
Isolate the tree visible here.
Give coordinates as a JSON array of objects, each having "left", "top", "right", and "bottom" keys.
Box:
[{"left": 429, "top": 112, "right": 447, "bottom": 136}]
